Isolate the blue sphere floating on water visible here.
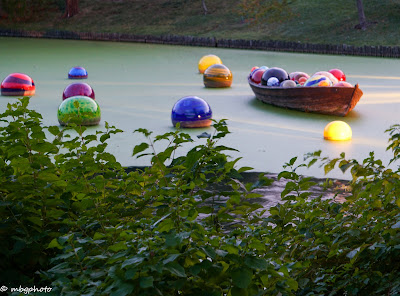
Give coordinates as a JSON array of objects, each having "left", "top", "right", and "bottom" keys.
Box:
[
  {"left": 68, "top": 66, "right": 88, "bottom": 79},
  {"left": 171, "top": 96, "right": 212, "bottom": 128}
]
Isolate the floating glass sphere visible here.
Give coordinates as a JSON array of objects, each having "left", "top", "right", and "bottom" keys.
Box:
[
  {"left": 298, "top": 76, "right": 308, "bottom": 85},
  {"left": 280, "top": 80, "right": 297, "bottom": 88},
  {"left": 324, "top": 121, "right": 352, "bottom": 141},
  {"left": 314, "top": 71, "right": 338, "bottom": 85},
  {"left": 329, "top": 69, "right": 346, "bottom": 81},
  {"left": 1, "top": 73, "right": 35, "bottom": 96},
  {"left": 304, "top": 75, "right": 332, "bottom": 87},
  {"left": 261, "top": 67, "right": 289, "bottom": 86},
  {"left": 171, "top": 96, "right": 212, "bottom": 128},
  {"left": 203, "top": 64, "right": 232, "bottom": 88},
  {"left": 198, "top": 55, "right": 222, "bottom": 74},
  {"left": 57, "top": 95, "right": 101, "bottom": 126},
  {"left": 333, "top": 82, "right": 353, "bottom": 87},
  {"left": 68, "top": 66, "right": 88, "bottom": 79},
  {"left": 250, "top": 66, "right": 259, "bottom": 73},
  {"left": 267, "top": 77, "right": 280, "bottom": 87},
  {"left": 250, "top": 69, "right": 266, "bottom": 84},
  {"left": 289, "top": 71, "right": 310, "bottom": 82},
  {"left": 63, "top": 82, "right": 95, "bottom": 100}
]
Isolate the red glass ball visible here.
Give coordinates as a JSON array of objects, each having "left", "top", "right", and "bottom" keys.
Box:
[
  {"left": 329, "top": 69, "right": 346, "bottom": 82},
  {"left": 62, "top": 83, "right": 95, "bottom": 100}
]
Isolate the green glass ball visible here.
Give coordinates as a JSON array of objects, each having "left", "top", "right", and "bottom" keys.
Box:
[{"left": 57, "top": 95, "right": 101, "bottom": 126}]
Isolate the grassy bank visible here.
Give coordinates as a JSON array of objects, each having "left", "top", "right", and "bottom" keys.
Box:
[{"left": 0, "top": 0, "right": 400, "bottom": 47}]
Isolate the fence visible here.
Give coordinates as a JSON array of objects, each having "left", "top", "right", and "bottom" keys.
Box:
[{"left": 0, "top": 28, "right": 398, "bottom": 58}]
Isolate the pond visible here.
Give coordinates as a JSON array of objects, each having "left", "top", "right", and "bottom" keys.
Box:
[{"left": 1, "top": 36, "right": 399, "bottom": 179}]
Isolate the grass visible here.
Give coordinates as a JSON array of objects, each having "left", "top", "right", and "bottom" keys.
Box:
[{"left": 1, "top": 0, "right": 400, "bottom": 46}]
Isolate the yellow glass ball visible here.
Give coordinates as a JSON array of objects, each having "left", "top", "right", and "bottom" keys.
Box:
[
  {"left": 198, "top": 54, "right": 222, "bottom": 74},
  {"left": 324, "top": 121, "right": 352, "bottom": 141}
]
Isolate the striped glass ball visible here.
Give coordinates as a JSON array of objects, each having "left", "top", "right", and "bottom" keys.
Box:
[
  {"left": 203, "top": 64, "right": 232, "bottom": 88},
  {"left": 304, "top": 75, "right": 332, "bottom": 87},
  {"left": 1, "top": 73, "right": 35, "bottom": 96}
]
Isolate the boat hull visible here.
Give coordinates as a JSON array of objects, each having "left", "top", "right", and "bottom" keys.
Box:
[{"left": 249, "top": 79, "right": 363, "bottom": 116}]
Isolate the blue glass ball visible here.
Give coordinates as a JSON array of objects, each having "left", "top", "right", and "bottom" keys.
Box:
[
  {"left": 68, "top": 66, "right": 88, "bottom": 79},
  {"left": 171, "top": 96, "right": 212, "bottom": 128}
]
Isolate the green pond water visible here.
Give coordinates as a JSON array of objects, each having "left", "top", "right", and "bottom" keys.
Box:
[{"left": 1, "top": 37, "right": 399, "bottom": 179}]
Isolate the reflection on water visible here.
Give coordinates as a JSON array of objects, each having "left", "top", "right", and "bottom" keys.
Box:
[
  {"left": 350, "top": 75, "right": 400, "bottom": 80},
  {"left": 360, "top": 92, "right": 400, "bottom": 105}
]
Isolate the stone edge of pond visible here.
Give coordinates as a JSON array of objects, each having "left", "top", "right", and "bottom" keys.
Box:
[
  {"left": 124, "top": 165, "right": 351, "bottom": 197},
  {"left": 0, "top": 28, "right": 399, "bottom": 58}
]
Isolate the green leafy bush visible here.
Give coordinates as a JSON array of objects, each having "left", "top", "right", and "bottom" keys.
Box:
[{"left": 2, "top": 97, "right": 400, "bottom": 295}]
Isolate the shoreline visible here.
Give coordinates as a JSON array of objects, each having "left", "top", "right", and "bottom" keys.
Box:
[{"left": 1, "top": 28, "right": 400, "bottom": 58}]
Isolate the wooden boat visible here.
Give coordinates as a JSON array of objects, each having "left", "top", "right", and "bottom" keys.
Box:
[{"left": 248, "top": 78, "right": 363, "bottom": 116}]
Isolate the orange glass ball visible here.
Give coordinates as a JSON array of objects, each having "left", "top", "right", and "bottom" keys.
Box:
[{"left": 203, "top": 64, "right": 232, "bottom": 88}]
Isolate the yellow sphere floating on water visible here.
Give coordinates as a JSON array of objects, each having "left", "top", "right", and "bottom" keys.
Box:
[
  {"left": 324, "top": 121, "right": 352, "bottom": 141},
  {"left": 198, "top": 54, "right": 222, "bottom": 74}
]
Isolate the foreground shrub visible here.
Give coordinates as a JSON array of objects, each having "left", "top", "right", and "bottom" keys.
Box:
[
  {"left": 0, "top": 98, "right": 294, "bottom": 295},
  {"left": 1, "top": 97, "right": 400, "bottom": 295}
]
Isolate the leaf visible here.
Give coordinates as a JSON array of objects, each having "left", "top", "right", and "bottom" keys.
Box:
[
  {"left": 245, "top": 192, "right": 263, "bottom": 199},
  {"left": 125, "top": 268, "right": 137, "bottom": 280},
  {"left": 286, "top": 277, "right": 299, "bottom": 291},
  {"left": 165, "top": 232, "right": 182, "bottom": 247},
  {"left": 122, "top": 256, "right": 144, "bottom": 268},
  {"left": 307, "top": 158, "right": 318, "bottom": 168},
  {"left": 156, "top": 218, "right": 175, "bottom": 233},
  {"left": 93, "top": 232, "right": 106, "bottom": 240},
  {"left": 108, "top": 242, "right": 128, "bottom": 252},
  {"left": 216, "top": 250, "right": 228, "bottom": 257},
  {"left": 26, "top": 216, "right": 43, "bottom": 227},
  {"left": 347, "top": 247, "right": 360, "bottom": 259},
  {"left": 244, "top": 256, "right": 268, "bottom": 270},
  {"left": 164, "top": 262, "right": 186, "bottom": 278},
  {"left": 132, "top": 142, "right": 149, "bottom": 157},
  {"left": 214, "top": 145, "right": 239, "bottom": 152},
  {"left": 110, "top": 283, "right": 134, "bottom": 296},
  {"left": 231, "top": 287, "right": 248, "bottom": 296},
  {"left": 47, "top": 238, "right": 63, "bottom": 250},
  {"left": 392, "top": 221, "right": 400, "bottom": 229},
  {"left": 232, "top": 268, "right": 252, "bottom": 289},
  {"left": 100, "top": 133, "right": 111, "bottom": 143},
  {"left": 201, "top": 246, "right": 216, "bottom": 259},
  {"left": 47, "top": 262, "right": 71, "bottom": 274},
  {"left": 289, "top": 157, "right": 297, "bottom": 166},
  {"left": 48, "top": 125, "right": 61, "bottom": 136},
  {"left": 238, "top": 166, "right": 253, "bottom": 173},
  {"left": 340, "top": 162, "right": 353, "bottom": 173},
  {"left": 163, "top": 254, "right": 180, "bottom": 265},
  {"left": 140, "top": 276, "right": 154, "bottom": 288},
  {"left": 134, "top": 128, "right": 152, "bottom": 137}
]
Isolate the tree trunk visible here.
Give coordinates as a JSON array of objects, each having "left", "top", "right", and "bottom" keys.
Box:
[
  {"left": 64, "top": 0, "right": 79, "bottom": 18},
  {"left": 202, "top": 0, "right": 207, "bottom": 15},
  {"left": 356, "top": 0, "right": 367, "bottom": 30}
]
